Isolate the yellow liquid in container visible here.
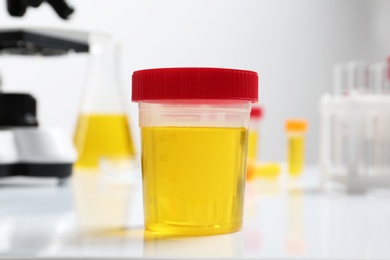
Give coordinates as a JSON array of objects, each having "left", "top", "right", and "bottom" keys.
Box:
[
  {"left": 141, "top": 126, "right": 248, "bottom": 235},
  {"left": 287, "top": 134, "right": 304, "bottom": 175},
  {"left": 247, "top": 131, "right": 258, "bottom": 160},
  {"left": 74, "top": 114, "right": 135, "bottom": 168}
]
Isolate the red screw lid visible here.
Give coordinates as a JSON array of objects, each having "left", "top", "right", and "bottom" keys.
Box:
[{"left": 132, "top": 67, "right": 258, "bottom": 102}]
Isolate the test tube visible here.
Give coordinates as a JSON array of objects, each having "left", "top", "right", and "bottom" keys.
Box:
[
  {"left": 385, "top": 60, "right": 390, "bottom": 94},
  {"left": 333, "top": 63, "right": 348, "bottom": 96},
  {"left": 346, "top": 60, "right": 369, "bottom": 94},
  {"left": 332, "top": 63, "right": 348, "bottom": 175},
  {"left": 285, "top": 119, "right": 308, "bottom": 176},
  {"left": 247, "top": 105, "right": 263, "bottom": 161},
  {"left": 370, "top": 62, "right": 390, "bottom": 95},
  {"left": 384, "top": 114, "right": 390, "bottom": 176}
]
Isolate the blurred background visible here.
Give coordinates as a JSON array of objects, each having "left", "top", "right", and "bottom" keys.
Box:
[{"left": 0, "top": 0, "right": 390, "bottom": 163}]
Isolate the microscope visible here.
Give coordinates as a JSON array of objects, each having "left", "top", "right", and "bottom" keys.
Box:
[
  {"left": 0, "top": 28, "right": 88, "bottom": 180},
  {"left": 6, "top": 0, "right": 74, "bottom": 20}
]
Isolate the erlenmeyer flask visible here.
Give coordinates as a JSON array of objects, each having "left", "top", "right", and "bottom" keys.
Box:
[{"left": 74, "top": 34, "right": 135, "bottom": 169}]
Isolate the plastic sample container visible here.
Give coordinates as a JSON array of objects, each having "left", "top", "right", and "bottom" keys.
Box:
[
  {"left": 132, "top": 68, "right": 258, "bottom": 235},
  {"left": 285, "top": 119, "right": 308, "bottom": 176}
]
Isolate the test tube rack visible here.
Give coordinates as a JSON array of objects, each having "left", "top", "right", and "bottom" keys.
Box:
[{"left": 320, "top": 93, "right": 390, "bottom": 192}]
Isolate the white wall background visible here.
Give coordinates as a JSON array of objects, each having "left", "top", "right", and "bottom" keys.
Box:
[{"left": 0, "top": 0, "right": 389, "bottom": 163}]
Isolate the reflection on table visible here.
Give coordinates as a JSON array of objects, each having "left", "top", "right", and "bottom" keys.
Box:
[{"left": 0, "top": 166, "right": 390, "bottom": 259}]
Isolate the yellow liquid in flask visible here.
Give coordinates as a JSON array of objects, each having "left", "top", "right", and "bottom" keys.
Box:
[
  {"left": 141, "top": 126, "right": 248, "bottom": 235},
  {"left": 74, "top": 114, "right": 135, "bottom": 169},
  {"left": 287, "top": 135, "right": 304, "bottom": 176}
]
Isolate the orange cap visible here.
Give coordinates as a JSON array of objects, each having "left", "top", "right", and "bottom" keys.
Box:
[{"left": 285, "top": 119, "right": 308, "bottom": 132}]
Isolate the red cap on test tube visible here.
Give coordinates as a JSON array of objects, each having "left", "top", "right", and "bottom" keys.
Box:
[
  {"left": 250, "top": 105, "right": 263, "bottom": 119},
  {"left": 387, "top": 57, "right": 390, "bottom": 80}
]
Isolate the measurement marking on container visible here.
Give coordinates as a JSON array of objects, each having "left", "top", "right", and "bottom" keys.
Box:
[
  {"left": 159, "top": 133, "right": 177, "bottom": 143},
  {"left": 160, "top": 172, "right": 177, "bottom": 183},
  {"left": 159, "top": 153, "right": 168, "bottom": 162}
]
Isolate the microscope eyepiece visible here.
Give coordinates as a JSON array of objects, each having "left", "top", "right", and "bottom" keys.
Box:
[{"left": 6, "top": 0, "right": 74, "bottom": 20}]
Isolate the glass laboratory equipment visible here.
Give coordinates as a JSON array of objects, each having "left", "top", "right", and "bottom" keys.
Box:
[
  {"left": 247, "top": 105, "right": 263, "bottom": 161},
  {"left": 74, "top": 34, "right": 136, "bottom": 169},
  {"left": 285, "top": 119, "right": 308, "bottom": 176},
  {"left": 334, "top": 61, "right": 370, "bottom": 96},
  {"left": 246, "top": 105, "right": 263, "bottom": 181},
  {"left": 347, "top": 61, "right": 370, "bottom": 94},
  {"left": 321, "top": 59, "right": 390, "bottom": 193},
  {"left": 333, "top": 63, "right": 348, "bottom": 96},
  {"left": 132, "top": 68, "right": 258, "bottom": 236},
  {"left": 370, "top": 62, "right": 390, "bottom": 95}
]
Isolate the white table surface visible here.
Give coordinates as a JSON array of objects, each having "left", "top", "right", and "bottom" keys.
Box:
[{"left": 0, "top": 165, "right": 390, "bottom": 259}]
